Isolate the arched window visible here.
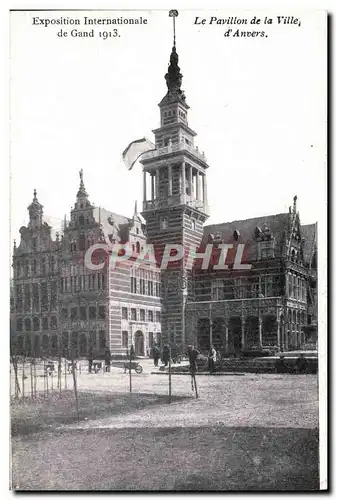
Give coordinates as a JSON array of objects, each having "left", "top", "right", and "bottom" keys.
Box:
[
  {"left": 33, "top": 317, "right": 40, "bottom": 331},
  {"left": 50, "top": 316, "right": 58, "bottom": 330},
  {"left": 16, "top": 318, "right": 23, "bottom": 332},
  {"left": 24, "top": 318, "right": 31, "bottom": 331},
  {"left": 42, "top": 317, "right": 48, "bottom": 330},
  {"left": 136, "top": 241, "right": 140, "bottom": 253}
]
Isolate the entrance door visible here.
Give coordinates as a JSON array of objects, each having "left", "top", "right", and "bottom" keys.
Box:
[{"left": 135, "top": 331, "right": 144, "bottom": 356}]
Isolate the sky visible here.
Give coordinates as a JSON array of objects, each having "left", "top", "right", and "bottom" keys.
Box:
[{"left": 9, "top": 9, "right": 327, "bottom": 244}]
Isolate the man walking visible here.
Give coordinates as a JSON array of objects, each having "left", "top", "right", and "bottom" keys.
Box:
[
  {"left": 162, "top": 344, "right": 170, "bottom": 367},
  {"left": 152, "top": 343, "right": 160, "bottom": 367},
  {"left": 187, "top": 345, "right": 200, "bottom": 390}
]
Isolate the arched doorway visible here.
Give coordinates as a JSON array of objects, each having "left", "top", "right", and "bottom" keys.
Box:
[
  {"left": 245, "top": 316, "right": 259, "bottom": 348},
  {"left": 212, "top": 317, "right": 225, "bottom": 352},
  {"left": 197, "top": 318, "right": 210, "bottom": 351},
  {"left": 262, "top": 315, "right": 278, "bottom": 347},
  {"left": 228, "top": 317, "right": 242, "bottom": 356},
  {"left": 135, "top": 331, "right": 144, "bottom": 356}
]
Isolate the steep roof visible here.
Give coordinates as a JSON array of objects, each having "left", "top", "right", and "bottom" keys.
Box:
[
  {"left": 202, "top": 213, "right": 290, "bottom": 259},
  {"left": 92, "top": 207, "right": 130, "bottom": 244},
  {"left": 301, "top": 223, "right": 317, "bottom": 264}
]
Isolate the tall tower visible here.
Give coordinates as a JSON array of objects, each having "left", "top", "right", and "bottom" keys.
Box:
[{"left": 140, "top": 12, "right": 210, "bottom": 347}]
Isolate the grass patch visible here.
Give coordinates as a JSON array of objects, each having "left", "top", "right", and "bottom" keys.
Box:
[{"left": 11, "top": 391, "right": 189, "bottom": 437}]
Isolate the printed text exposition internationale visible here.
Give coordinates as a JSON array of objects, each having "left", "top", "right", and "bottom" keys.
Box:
[{"left": 32, "top": 16, "right": 148, "bottom": 27}]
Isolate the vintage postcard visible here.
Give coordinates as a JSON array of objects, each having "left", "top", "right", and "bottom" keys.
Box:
[{"left": 9, "top": 8, "right": 327, "bottom": 491}]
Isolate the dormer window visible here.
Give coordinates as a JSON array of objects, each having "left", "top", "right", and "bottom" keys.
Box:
[{"left": 233, "top": 229, "right": 240, "bottom": 241}]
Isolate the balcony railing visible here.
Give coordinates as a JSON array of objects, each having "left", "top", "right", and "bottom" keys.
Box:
[
  {"left": 141, "top": 142, "right": 207, "bottom": 163},
  {"left": 143, "top": 195, "right": 209, "bottom": 215}
]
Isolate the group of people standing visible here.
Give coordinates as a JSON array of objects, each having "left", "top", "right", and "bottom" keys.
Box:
[{"left": 150, "top": 342, "right": 181, "bottom": 367}]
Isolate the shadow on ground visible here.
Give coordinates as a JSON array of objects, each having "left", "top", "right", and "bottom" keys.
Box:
[
  {"left": 11, "top": 391, "right": 189, "bottom": 437},
  {"left": 12, "top": 426, "right": 319, "bottom": 491}
]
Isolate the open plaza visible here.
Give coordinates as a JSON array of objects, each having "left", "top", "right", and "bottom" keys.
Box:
[{"left": 11, "top": 360, "right": 319, "bottom": 491}]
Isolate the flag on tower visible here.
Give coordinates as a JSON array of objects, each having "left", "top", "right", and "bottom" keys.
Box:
[{"left": 122, "top": 138, "right": 155, "bottom": 171}]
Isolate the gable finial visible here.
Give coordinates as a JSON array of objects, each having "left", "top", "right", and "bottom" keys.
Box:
[{"left": 169, "top": 10, "right": 179, "bottom": 47}]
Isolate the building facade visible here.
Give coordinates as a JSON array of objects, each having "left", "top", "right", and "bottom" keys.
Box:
[{"left": 10, "top": 41, "right": 317, "bottom": 358}]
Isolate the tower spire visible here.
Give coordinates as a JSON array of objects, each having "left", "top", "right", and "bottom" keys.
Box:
[{"left": 164, "top": 10, "right": 185, "bottom": 102}]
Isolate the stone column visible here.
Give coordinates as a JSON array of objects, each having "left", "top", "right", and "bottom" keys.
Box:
[
  {"left": 151, "top": 174, "right": 155, "bottom": 200},
  {"left": 181, "top": 162, "right": 186, "bottom": 204},
  {"left": 276, "top": 319, "right": 281, "bottom": 349},
  {"left": 225, "top": 325, "right": 229, "bottom": 354},
  {"left": 155, "top": 170, "right": 160, "bottom": 200},
  {"left": 202, "top": 174, "right": 207, "bottom": 204},
  {"left": 188, "top": 165, "right": 193, "bottom": 197},
  {"left": 259, "top": 318, "right": 263, "bottom": 347},
  {"left": 143, "top": 170, "right": 147, "bottom": 202},
  {"left": 241, "top": 313, "right": 245, "bottom": 351},
  {"left": 168, "top": 164, "right": 172, "bottom": 197},
  {"left": 196, "top": 170, "right": 200, "bottom": 200}
]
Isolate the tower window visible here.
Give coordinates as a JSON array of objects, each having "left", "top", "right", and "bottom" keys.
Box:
[
  {"left": 79, "top": 215, "right": 85, "bottom": 226},
  {"left": 160, "top": 217, "right": 168, "bottom": 230}
]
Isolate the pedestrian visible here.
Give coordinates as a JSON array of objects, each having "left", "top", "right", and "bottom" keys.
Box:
[
  {"left": 87, "top": 347, "right": 94, "bottom": 374},
  {"left": 104, "top": 347, "right": 111, "bottom": 373},
  {"left": 208, "top": 344, "right": 217, "bottom": 373},
  {"left": 187, "top": 345, "right": 200, "bottom": 377},
  {"left": 152, "top": 344, "right": 160, "bottom": 367},
  {"left": 162, "top": 344, "right": 170, "bottom": 367},
  {"left": 295, "top": 353, "right": 308, "bottom": 374}
]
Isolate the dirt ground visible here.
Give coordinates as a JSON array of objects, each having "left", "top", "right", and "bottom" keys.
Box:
[{"left": 10, "top": 370, "right": 319, "bottom": 491}]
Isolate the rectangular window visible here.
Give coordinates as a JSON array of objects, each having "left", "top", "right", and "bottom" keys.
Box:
[
  {"left": 148, "top": 310, "right": 153, "bottom": 322},
  {"left": 122, "top": 307, "right": 128, "bottom": 320},
  {"left": 131, "top": 308, "right": 137, "bottom": 321},
  {"left": 131, "top": 277, "right": 137, "bottom": 294},
  {"left": 122, "top": 331, "right": 128, "bottom": 348},
  {"left": 155, "top": 311, "right": 161, "bottom": 323},
  {"left": 140, "top": 279, "right": 146, "bottom": 295},
  {"left": 71, "top": 307, "right": 78, "bottom": 320},
  {"left": 80, "top": 306, "right": 87, "bottom": 320},
  {"left": 98, "top": 306, "right": 106, "bottom": 319},
  {"left": 89, "top": 306, "right": 96, "bottom": 319},
  {"left": 140, "top": 309, "right": 145, "bottom": 321},
  {"left": 148, "top": 280, "right": 153, "bottom": 296}
]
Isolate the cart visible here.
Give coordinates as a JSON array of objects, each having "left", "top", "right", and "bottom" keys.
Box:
[{"left": 123, "top": 361, "right": 143, "bottom": 374}]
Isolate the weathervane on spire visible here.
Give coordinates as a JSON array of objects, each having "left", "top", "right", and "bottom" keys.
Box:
[
  {"left": 169, "top": 10, "right": 179, "bottom": 46},
  {"left": 79, "top": 169, "right": 83, "bottom": 183}
]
